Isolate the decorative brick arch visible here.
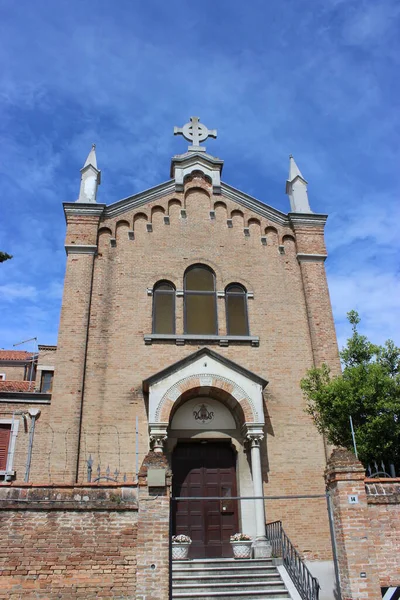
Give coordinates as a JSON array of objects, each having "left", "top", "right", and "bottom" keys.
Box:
[{"left": 155, "top": 373, "right": 259, "bottom": 425}]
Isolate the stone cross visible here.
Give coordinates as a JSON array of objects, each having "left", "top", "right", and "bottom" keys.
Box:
[{"left": 174, "top": 116, "right": 217, "bottom": 152}]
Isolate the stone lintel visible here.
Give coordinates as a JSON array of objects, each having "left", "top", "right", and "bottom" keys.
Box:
[
  {"left": 63, "top": 203, "right": 106, "bottom": 220},
  {"left": 143, "top": 334, "right": 260, "bottom": 347},
  {"left": 65, "top": 244, "right": 98, "bottom": 255},
  {"left": 297, "top": 253, "right": 327, "bottom": 262},
  {"left": 288, "top": 213, "right": 328, "bottom": 228}
]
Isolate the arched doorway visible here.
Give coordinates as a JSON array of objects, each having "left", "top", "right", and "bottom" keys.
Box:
[
  {"left": 144, "top": 348, "right": 270, "bottom": 558},
  {"left": 172, "top": 440, "right": 239, "bottom": 558}
]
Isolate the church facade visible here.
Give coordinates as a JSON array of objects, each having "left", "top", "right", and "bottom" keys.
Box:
[
  {"left": 0, "top": 117, "right": 350, "bottom": 597},
  {"left": 55, "top": 117, "right": 340, "bottom": 557}
]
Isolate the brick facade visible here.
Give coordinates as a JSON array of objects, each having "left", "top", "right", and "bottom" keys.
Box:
[{"left": 1, "top": 142, "right": 356, "bottom": 596}]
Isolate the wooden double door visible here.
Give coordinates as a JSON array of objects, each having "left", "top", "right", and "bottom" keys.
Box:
[{"left": 172, "top": 442, "right": 239, "bottom": 558}]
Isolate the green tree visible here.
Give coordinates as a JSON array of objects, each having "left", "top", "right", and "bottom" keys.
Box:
[
  {"left": 301, "top": 311, "right": 400, "bottom": 466},
  {"left": 0, "top": 252, "right": 12, "bottom": 263}
]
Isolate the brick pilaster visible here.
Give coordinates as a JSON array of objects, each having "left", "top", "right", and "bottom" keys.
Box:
[
  {"left": 290, "top": 214, "right": 341, "bottom": 374},
  {"left": 48, "top": 204, "right": 104, "bottom": 483},
  {"left": 136, "top": 452, "right": 172, "bottom": 600},
  {"left": 325, "top": 448, "right": 381, "bottom": 600}
]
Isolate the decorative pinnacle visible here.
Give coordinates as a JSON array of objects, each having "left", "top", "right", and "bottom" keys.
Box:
[{"left": 174, "top": 116, "right": 217, "bottom": 152}]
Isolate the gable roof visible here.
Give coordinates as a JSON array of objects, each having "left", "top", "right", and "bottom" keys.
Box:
[{"left": 142, "top": 347, "right": 268, "bottom": 392}]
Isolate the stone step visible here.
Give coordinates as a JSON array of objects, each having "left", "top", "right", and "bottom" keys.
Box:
[
  {"left": 173, "top": 558, "right": 273, "bottom": 568},
  {"left": 173, "top": 580, "right": 287, "bottom": 593},
  {"left": 171, "top": 557, "right": 290, "bottom": 600},
  {"left": 173, "top": 572, "right": 280, "bottom": 584},
  {"left": 173, "top": 566, "right": 279, "bottom": 578},
  {"left": 173, "top": 562, "right": 276, "bottom": 571},
  {"left": 172, "top": 589, "right": 290, "bottom": 599}
]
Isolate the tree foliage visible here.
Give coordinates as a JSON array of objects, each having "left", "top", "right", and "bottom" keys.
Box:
[
  {"left": 301, "top": 311, "right": 400, "bottom": 466},
  {"left": 0, "top": 252, "right": 12, "bottom": 263}
]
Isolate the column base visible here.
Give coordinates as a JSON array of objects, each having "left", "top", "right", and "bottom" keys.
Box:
[{"left": 252, "top": 537, "right": 272, "bottom": 558}]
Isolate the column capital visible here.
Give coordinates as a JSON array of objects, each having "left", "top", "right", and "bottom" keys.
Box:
[
  {"left": 246, "top": 433, "right": 263, "bottom": 448},
  {"left": 149, "top": 435, "right": 167, "bottom": 453},
  {"left": 242, "top": 423, "right": 264, "bottom": 448},
  {"left": 149, "top": 424, "right": 168, "bottom": 454}
]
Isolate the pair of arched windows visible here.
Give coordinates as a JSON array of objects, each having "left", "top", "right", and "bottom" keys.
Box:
[{"left": 152, "top": 265, "right": 249, "bottom": 336}]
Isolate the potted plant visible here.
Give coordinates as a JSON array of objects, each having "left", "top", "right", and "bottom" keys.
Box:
[
  {"left": 171, "top": 535, "right": 192, "bottom": 560},
  {"left": 230, "top": 533, "right": 253, "bottom": 559}
]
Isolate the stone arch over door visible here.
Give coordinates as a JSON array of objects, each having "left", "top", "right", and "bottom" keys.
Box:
[
  {"left": 144, "top": 348, "right": 267, "bottom": 452},
  {"left": 157, "top": 373, "right": 259, "bottom": 426}
]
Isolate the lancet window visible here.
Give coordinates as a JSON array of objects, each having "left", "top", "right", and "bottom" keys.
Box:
[
  {"left": 184, "top": 265, "right": 217, "bottom": 335},
  {"left": 152, "top": 281, "right": 176, "bottom": 334},
  {"left": 225, "top": 284, "right": 249, "bottom": 336}
]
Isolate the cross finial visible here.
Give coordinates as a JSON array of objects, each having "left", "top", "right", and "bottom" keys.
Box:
[{"left": 174, "top": 116, "right": 217, "bottom": 153}]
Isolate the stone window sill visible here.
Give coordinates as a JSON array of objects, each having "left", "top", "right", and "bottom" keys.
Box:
[
  {"left": 0, "top": 470, "right": 15, "bottom": 480},
  {"left": 144, "top": 334, "right": 259, "bottom": 347}
]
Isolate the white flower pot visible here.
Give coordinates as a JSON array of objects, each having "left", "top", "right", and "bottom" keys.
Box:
[
  {"left": 231, "top": 540, "right": 252, "bottom": 559},
  {"left": 172, "top": 542, "right": 191, "bottom": 560}
]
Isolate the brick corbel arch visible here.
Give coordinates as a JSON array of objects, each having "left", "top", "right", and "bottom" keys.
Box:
[{"left": 154, "top": 373, "right": 259, "bottom": 425}]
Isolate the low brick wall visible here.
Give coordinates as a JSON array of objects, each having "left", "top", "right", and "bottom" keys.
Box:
[
  {"left": 366, "top": 479, "right": 400, "bottom": 589},
  {"left": 326, "top": 449, "right": 400, "bottom": 600},
  {"left": 0, "top": 484, "right": 139, "bottom": 599}
]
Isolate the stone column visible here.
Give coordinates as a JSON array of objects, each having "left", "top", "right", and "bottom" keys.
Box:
[
  {"left": 325, "top": 448, "right": 381, "bottom": 600},
  {"left": 246, "top": 430, "right": 272, "bottom": 558}
]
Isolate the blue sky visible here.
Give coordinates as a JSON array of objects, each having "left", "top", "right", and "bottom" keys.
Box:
[{"left": 0, "top": 0, "right": 399, "bottom": 353}]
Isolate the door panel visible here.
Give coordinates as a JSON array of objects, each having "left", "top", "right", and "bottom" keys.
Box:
[{"left": 172, "top": 442, "right": 239, "bottom": 558}]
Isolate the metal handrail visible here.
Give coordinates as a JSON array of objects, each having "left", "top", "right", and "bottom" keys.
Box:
[{"left": 266, "top": 520, "right": 320, "bottom": 600}]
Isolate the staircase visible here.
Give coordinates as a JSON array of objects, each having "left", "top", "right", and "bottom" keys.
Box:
[{"left": 172, "top": 557, "right": 291, "bottom": 600}]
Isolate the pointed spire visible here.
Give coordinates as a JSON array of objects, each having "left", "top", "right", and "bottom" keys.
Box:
[
  {"left": 83, "top": 143, "right": 98, "bottom": 169},
  {"left": 77, "top": 144, "right": 101, "bottom": 203},
  {"left": 285, "top": 155, "right": 311, "bottom": 213}
]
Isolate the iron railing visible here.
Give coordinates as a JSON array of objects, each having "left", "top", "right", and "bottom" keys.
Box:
[
  {"left": 266, "top": 520, "right": 320, "bottom": 600},
  {"left": 366, "top": 459, "right": 398, "bottom": 478}
]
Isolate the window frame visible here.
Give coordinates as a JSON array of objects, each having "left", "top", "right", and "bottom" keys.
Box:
[
  {"left": 0, "top": 419, "right": 19, "bottom": 477},
  {"left": 225, "top": 283, "right": 249, "bottom": 336},
  {"left": 184, "top": 264, "right": 218, "bottom": 335},
  {"left": 40, "top": 370, "right": 54, "bottom": 393},
  {"left": 152, "top": 280, "right": 176, "bottom": 335}
]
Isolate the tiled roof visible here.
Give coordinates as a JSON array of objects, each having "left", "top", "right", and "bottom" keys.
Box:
[
  {"left": 0, "top": 380, "right": 36, "bottom": 392},
  {"left": 0, "top": 350, "right": 35, "bottom": 361}
]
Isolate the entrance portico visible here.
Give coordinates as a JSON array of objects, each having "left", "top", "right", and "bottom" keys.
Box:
[{"left": 143, "top": 348, "right": 271, "bottom": 558}]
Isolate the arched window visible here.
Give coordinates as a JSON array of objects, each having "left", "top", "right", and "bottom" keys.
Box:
[
  {"left": 225, "top": 284, "right": 249, "bottom": 336},
  {"left": 184, "top": 265, "right": 217, "bottom": 334},
  {"left": 152, "top": 281, "right": 175, "bottom": 334}
]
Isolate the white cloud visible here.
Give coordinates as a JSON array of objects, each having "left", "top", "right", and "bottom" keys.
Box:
[{"left": 0, "top": 283, "right": 38, "bottom": 301}]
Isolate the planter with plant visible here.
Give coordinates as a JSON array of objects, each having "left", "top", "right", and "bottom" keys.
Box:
[
  {"left": 230, "top": 533, "right": 253, "bottom": 559},
  {"left": 171, "top": 535, "right": 192, "bottom": 560}
]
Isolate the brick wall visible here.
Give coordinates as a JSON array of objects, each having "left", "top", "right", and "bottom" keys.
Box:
[
  {"left": 0, "top": 484, "right": 138, "bottom": 599},
  {"left": 326, "top": 449, "right": 400, "bottom": 600},
  {"left": 0, "top": 365, "right": 27, "bottom": 381},
  {"left": 366, "top": 479, "right": 400, "bottom": 589}
]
